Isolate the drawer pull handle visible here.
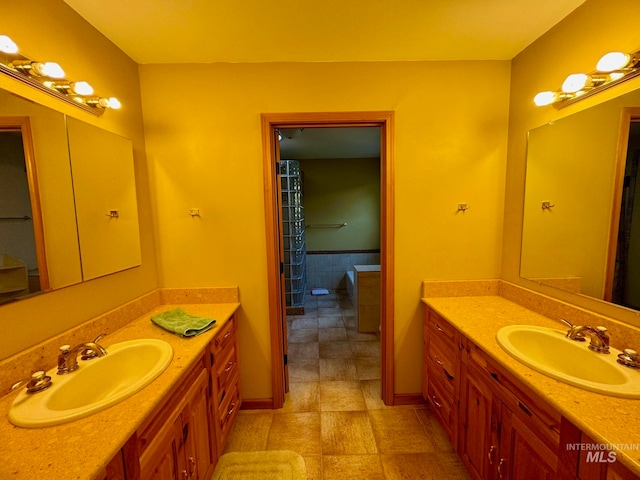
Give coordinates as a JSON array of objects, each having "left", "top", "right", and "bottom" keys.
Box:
[
  {"left": 490, "top": 372, "right": 500, "bottom": 382},
  {"left": 431, "top": 395, "right": 442, "bottom": 408},
  {"left": 518, "top": 401, "right": 532, "bottom": 417},
  {"left": 223, "top": 331, "right": 232, "bottom": 340},
  {"left": 188, "top": 457, "right": 196, "bottom": 475},
  {"left": 435, "top": 324, "right": 444, "bottom": 333},
  {"left": 181, "top": 470, "right": 188, "bottom": 479},
  {"left": 225, "top": 361, "right": 234, "bottom": 373},
  {"left": 443, "top": 368, "right": 454, "bottom": 381},
  {"left": 497, "top": 458, "right": 505, "bottom": 479},
  {"left": 434, "top": 355, "right": 443, "bottom": 365},
  {"left": 228, "top": 401, "right": 237, "bottom": 416}
]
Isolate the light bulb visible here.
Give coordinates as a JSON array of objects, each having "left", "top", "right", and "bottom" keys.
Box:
[
  {"left": 71, "top": 81, "right": 93, "bottom": 95},
  {"left": 533, "top": 91, "right": 558, "bottom": 107},
  {"left": 562, "top": 73, "right": 590, "bottom": 93},
  {"left": 597, "top": 52, "right": 631, "bottom": 72},
  {"left": 30, "top": 62, "right": 65, "bottom": 78},
  {"left": 41, "top": 62, "right": 65, "bottom": 78},
  {"left": 107, "top": 97, "right": 121, "bottom": 109},
  {"left": 0, "top": 35, "right": 18, "bottom": 54}
]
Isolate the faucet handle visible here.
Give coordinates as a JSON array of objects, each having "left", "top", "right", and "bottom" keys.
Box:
[
  {"left": 596, "top": 326, "right": 610, "bottom": 342},
  {"left": 12, "top": 371, "right": 53, "bottom": 394},
  {"left": 617, "top": 349, "right": 640, "bottom": 368},
  {"left": 587, "top": 326, "right": 610, "bottom": 353}
]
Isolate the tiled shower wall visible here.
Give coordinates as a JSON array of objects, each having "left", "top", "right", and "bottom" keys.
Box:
[{"left": 306, "top": 251, "right": 380, "bottom": 290}]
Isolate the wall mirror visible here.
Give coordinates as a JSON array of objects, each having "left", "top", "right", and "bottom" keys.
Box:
[
  {"left": 521, "top": 86, "right": 640, "bottom": 313},
  {"left": 0, "top": 87, "right": 141, "bottom": 305}
]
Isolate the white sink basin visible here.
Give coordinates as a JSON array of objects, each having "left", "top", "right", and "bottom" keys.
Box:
[
  {"left": 9, "top": 339, "right": 173, "bottom": 427},
  {"left": 496, "top": 325, "right": 640, "bottom": 398}
]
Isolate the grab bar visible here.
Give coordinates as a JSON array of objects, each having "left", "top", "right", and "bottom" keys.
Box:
[{"left": 305, "top": 223, "right": 347, "bottom": 228}]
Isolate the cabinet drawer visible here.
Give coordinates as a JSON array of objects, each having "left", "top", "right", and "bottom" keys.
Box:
[
  {"left": 219, "top": 381, "right": 240, "bottom": 431},
  {"left": 213, "top": 316, "right": 236, "bottom": 355},
  {"left": 467, "top": 342, "right": 562, "bottom": 450},
  {"left": 427, "top": 337, "right": 457, "bottom": 394},
  {"left": 426, "top": 375, "right": 454, "bottom": 441},
  {"left": 428, "top": 309, "right": 457, "bottom": 345},
  {"left": 214, "top": 343, "right": 239, "bottom": 405}
]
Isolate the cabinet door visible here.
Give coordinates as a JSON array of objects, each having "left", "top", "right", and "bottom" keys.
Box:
[
  {"left": 499, "top": 407, "right": 557, "bottom": 480},
  {"left": 459, "top": 364, "right": 499, "bottom": 480},
  {"left": 183, "top": 369, "right": 215, "bottom": 480},
  {"left": 139, "top": 415, "right": 179, "bottom": 480}
]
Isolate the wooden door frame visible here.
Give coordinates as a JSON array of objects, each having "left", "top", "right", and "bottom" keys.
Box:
[
  {"left": 605, "top": 107, "right": 640, "bottom": 301},
  {"left": 261, "top": 111, "right": 395, "bottom": 408},
  {"left": 0, "top": 116, "right": 50, "bottom": 291}
]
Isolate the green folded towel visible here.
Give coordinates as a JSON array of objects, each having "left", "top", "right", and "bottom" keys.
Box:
[{"left": 151, "top": 307, "right": 216, "bottom": 337}]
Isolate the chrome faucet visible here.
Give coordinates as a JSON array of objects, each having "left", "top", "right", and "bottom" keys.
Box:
[
  {"left": 57, "top": 340, "right": 108, "bottom": 374},
  {"left": 560, "top": 319, "right": 610, "bottom": 354}
]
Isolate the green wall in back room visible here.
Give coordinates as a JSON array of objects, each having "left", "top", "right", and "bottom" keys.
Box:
[{"left": 297, "top": 158, "right": 381, "bottom": 251}]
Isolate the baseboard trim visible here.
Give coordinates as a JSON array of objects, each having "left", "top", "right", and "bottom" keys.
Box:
[
  {"left": 393, "top": 393, "right": 427, "bottom": 406},
  {"left": 240, "top": 398, "right": 276, "bottom": 410}
]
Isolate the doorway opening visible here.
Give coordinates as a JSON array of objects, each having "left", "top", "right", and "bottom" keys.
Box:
[
  {"left": 261, "top": 112, "right": 395, "bottom": 408},
  {"left": 608, "top": 110, "right": 640, "bottom": 308}
]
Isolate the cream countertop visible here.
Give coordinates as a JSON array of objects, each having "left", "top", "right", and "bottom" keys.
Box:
[
  {"left": 0, "top": 302, "right": 239, "bottom": 480},
  {"left": 422, "top": 294, "right": 640, "bottom": 476}
]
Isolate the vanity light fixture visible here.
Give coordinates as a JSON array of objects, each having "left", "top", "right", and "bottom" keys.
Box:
[
  {"left": 534, "top": 49, "right": 640, "bottom": 108},
  {"left": 0, "top": 34, "right": 121, "bottom": 116}
]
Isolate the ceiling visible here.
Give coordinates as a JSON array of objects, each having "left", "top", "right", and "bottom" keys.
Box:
[
  {"left": 60, "top": 0, "right": 585, "bottom": 157},
  {"left": 279, "top": 127, "right": 380, "bottom": 160},
  {"left": 62, "top": 0, "right": 586, "bottom": 64}
]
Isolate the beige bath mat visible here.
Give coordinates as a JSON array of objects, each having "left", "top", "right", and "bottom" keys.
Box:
[{"left": 212, "top": 450, "right": 306, "bottom": 480}]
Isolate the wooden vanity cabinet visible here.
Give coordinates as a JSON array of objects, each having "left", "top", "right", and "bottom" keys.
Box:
[
  {"left": 562, "top": 426, "right": 639, "bottom": 480},
  {"left": 209, "top": 314, "right": 241, "bottom": 458},
  {"left": 114, "top": 316, "right": 241, "bottom": 480},
  {"left": 97, "top": 451, "right": 126, "bottom": 480},
  {"left": 136, "top": 358, "right": 214, "bottom": 480},
  {"left": 461, "top": 341, "right": 562, "bottom": 480},
  {"left": 424, "top": 307, "right": 562, "bottom": 480},
  {"left": 423, "top": 306, "right": 640, "bottom": 480},
  {"left": 423, "top": 308, "right": 462, "bottom": 445}
]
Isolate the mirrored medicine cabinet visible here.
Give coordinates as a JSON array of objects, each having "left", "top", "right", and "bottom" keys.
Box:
[{"left": 0, "top": 87, "right": 141, "bottom": 305}]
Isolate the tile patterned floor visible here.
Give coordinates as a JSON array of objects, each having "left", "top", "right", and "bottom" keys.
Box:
[{"left": 224, "top": 291, "right": 471, "bottom": 479}]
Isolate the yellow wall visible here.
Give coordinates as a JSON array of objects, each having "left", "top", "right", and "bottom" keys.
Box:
[
  {"left": 504, "top": 0, "right": 640, "bottom": 325},
  {"left": 298, "top": 158, "right": 380, "bottom": 251},
  {"left": 139, "top": 61, "right": 510, "bottom": 397},
  {"left": 0, "top": 0, "right": 157, "bottom": 360}
]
